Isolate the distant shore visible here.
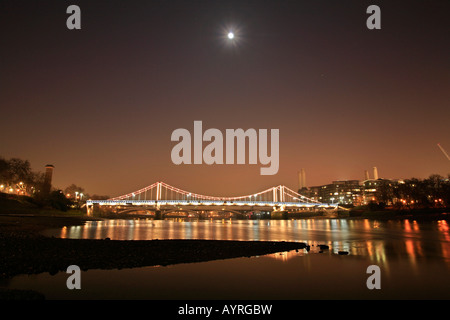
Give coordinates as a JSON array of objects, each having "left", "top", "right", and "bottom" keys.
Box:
[{"left": 341, "top": 207, "right": 450, "bottom": 221}]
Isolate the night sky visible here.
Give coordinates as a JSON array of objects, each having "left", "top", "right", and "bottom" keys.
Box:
[{"left": 1, "top": 0, "right": 449, "bottom": 198}]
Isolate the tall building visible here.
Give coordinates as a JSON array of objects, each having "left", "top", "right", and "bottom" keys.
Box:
[
  {"left": 298, "top": 168, "right": 306, "bottom": 191},
  {"left": 43, "top": 164, "right": 54, "bottom": 195},
  {"left": 373, "top": 167, "right": 379, "bottom": 180}
]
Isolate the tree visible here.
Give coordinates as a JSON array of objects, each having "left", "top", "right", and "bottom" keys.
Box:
[
  {"left": 376, "top": 179, "right": 395, "bottom": 205},
  {"left": 30, "top": 171, "right": 45, "bottom": 194},
  {"left": 0, "top": 157, "right": 10, "bottom": 182},
  {"left": 7, "top": 158, "right": 34, "bottom": 185},
  {"left": 64, "top": 184, "right": 85, "bottom": 199},
  {"left": 48, "top": 190, "right": 72, "bottom": 212},
  {"left": 0, "top": 156, "right": 43, "bottom": 195}
]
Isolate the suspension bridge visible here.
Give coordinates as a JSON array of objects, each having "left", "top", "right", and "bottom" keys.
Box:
[{"left": 86, "top": 181, "right": 338, "bottom": 218}]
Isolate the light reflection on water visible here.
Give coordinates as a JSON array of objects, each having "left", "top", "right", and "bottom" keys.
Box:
[
  {"left": 9, "top": 218, "right": 450, "bottom": 299},
  {"left": 47, "top": 218, "right": 450, "bottom": 269}
]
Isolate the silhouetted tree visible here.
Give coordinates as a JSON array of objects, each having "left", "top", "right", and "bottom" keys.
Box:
[
  {"left": 376, "top": 179, "right": 395, "bottom": 205},
  {"left": 0, "top": 157, "right": 9, "bottom": 182},
  {"left": 64, "top": 184, "right": 85, "bottom": 199},
  {"left": 0, "top": 156, "right": 43, "bottom": 195},
  {"left": 48, "top": 190, "right": 72, "bottom": 211},
  {"left": 392, "top": 175, "right": 450, "bottom": 209}
]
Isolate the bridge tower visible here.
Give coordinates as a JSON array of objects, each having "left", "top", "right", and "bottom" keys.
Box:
[{"left": 155, "top": 182, "right": 163, "bottom": 219}]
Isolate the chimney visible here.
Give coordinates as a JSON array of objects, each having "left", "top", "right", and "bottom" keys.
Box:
[
  {"left": 302, "top": 168, "right": 306, "bottom": 189},
  {"left": 373, "top": 167, "right": 379, "bottom": 180},
  {"left": 43, "top": 164, "right": 54, "bottom": 194},
  {"left": 364, "top": 170, "right": 370, "bottom": 180},
  {"left": 298, "top": 168, "right": 306, "bottom": 190}
]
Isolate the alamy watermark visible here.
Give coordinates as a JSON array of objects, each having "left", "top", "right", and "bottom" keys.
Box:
[
  {"left": 65, "top": 5, "right": 381, "bottom": 31},
  {"left": 66, "top": 5, "right": 81, "bottom": 30},
  {"left": 366, "top": 265, "right": 381, "bottom": 289},
  {"left": 367, "top": 5, "right": 381, "bottom": 30},
  {"left": 171, "top": 121, "right": 279, "bottom": 175},
  {"left": 64, "top": 264, "right": 381, "bottom": 291},
  {"left": 66, "top": 265, "right": 81, "bottom": 290}
]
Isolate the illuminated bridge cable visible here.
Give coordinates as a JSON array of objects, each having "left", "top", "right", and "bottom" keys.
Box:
[{"left": 106, "top": 181, "right": 329, "bottom": 206}]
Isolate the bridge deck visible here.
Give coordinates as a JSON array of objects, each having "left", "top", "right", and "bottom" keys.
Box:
[{"left": 87, "top": 199, "right": 337, "bottom": 208}]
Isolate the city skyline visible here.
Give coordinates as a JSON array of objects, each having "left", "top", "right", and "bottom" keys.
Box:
[{"left": 1, "top": 1, "right": 449, "bottom": 198}]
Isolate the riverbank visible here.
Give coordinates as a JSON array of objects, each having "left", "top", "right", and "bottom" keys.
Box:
[{"left": 344, "top": 207, "right": 450, "bottom": 221}]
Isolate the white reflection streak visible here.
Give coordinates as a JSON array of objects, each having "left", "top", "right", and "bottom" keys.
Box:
[{"left": 127, "top": 220, "right": 134, "bottom": 240}]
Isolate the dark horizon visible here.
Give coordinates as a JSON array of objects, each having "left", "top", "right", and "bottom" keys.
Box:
[{"left": 1, "top": 0, "right": 449, "bottom": 198}]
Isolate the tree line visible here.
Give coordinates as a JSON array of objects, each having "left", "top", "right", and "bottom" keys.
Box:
[
  {"left": 0, "top": 157, "right": 43, "bottom": 194},
  {"left": 0, "top": 156, "right": 109, "bottom": 211},
  {"left": 375, "top": 174, "right": 450, "bottom": 209}
]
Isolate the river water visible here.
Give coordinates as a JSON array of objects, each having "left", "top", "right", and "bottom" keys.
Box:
[{"left": 7, "top": 218, "right": 450, "bottom": 299}]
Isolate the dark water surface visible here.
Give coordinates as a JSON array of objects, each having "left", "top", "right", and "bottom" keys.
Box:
[{"left": 8, "top": 218, "right": 450, "bottom": 299}]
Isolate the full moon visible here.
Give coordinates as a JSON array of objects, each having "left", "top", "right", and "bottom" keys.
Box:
[{"left": 227, "top": 32, "right": 234, "bottom": 39}]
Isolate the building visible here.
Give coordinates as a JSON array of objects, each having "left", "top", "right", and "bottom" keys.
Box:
[
  {"left": 297, "top": 167, "right": 403, "bottom": 206},
  {"left": 43, "top": 164, "right": 54, "bottom": 195},
  {"left": 362, "top": 178, "right": 404, "bottom": 205},
  {"left": 306, "top": 180, "right": 363, "bottom": 206}
]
